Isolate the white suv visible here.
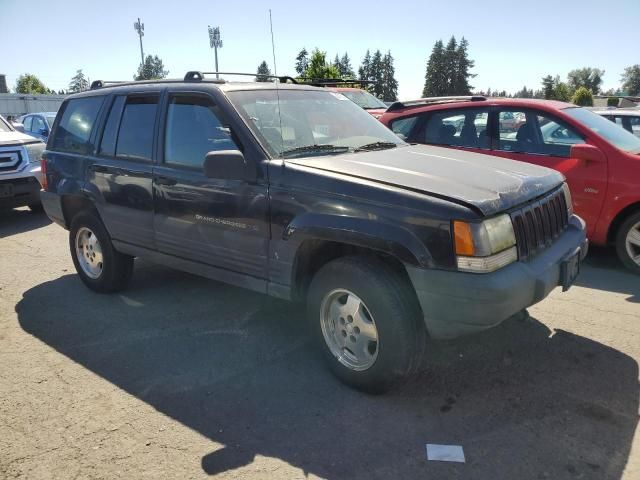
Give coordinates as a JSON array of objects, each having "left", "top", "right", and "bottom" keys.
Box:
[{"left": 0, "top": 115, "right": 46, "bottom": 211}]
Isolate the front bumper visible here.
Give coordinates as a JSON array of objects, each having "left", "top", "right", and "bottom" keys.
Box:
[
  {"left": 0, "top": 167, "right": 43, "bottom": 209},
  {"left": 406, "top": 215, "right": 588, "bottom": 339}
]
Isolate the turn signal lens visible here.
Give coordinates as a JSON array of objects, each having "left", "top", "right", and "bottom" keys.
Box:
[{"left": 453, "top": 221, "right": 475, "bottom": 256}]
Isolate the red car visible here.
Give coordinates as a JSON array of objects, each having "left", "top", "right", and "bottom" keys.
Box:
[{"left": 380, "top": 97, "right": 640, "bottom": 273}]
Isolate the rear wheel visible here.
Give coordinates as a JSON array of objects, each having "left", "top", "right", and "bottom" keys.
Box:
[
  {"left": 307, "top": 256, "right": 425, "bottom": 393},
  {"left": 69, "top": 212, "right": 134, "bottom": 292},
  {"left": 615, "top": 212, "right": 640, "bottom": 274}
]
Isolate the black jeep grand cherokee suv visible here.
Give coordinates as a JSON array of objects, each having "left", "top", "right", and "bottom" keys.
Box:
[{"left": 41, "top": 73, "right": 587, "bottom": 392}]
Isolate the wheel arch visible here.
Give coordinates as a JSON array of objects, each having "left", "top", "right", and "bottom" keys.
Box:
[{"left": 607, "top": 201, "right": 640, "bottom": 244}]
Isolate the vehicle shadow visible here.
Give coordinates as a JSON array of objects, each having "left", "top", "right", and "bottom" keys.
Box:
[
  {"left": 0, "top": 207, "right": 51, "bottom": 237},
  {"left": 577, "top": 246, "right": 640, "bottom": 303},
  {"left": 15, "top": 265, "right": 639, "bottom": 479}
]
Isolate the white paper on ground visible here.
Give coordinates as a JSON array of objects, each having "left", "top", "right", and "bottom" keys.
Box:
[{"left": 425, "top": 444, "right": 465, "bottom": 463}]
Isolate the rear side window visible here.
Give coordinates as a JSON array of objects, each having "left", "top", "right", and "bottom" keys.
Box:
[
  {"left": 115, "top": 95, "right": 158, "bottom": 161},
  {"left": 52, "top": 96, "right": 104, "bottom": 154},
  {"left": 32, "top": 116, "right": 46, "bottom": 133},
  {"left": 164, "top": 94, "right": 238, "bottom": 169},
  {"left": 22, "top": 116, "right": 33, "bottom": 131},
  {"left": 390, "top": 117, "right": 418, "bottom": 140}
]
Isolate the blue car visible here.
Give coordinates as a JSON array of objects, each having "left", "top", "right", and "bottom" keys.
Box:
[{"left": 18, "top": 112, "right": 57, "bottom": 142}]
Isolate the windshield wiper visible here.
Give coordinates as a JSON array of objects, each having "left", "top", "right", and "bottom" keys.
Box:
[
  {"left": 281, "top": 144, "right": 350, "bottom": 158},
  {"left": 354, "top": 141, "right": 399, "bottom": 152}
]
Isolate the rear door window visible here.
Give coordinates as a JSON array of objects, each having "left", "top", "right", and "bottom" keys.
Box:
[
  {"left": 421, "top": 108, "right": 490, "bottom": 149},
  {"left": 51, "top": 96, "right": 104, "bottom": 154},
  {"left": 98, "top": 96, "right": 126, "bottom": 157},
  {"left": 115, "top": 95, "right": 158, "bottom": 161}
]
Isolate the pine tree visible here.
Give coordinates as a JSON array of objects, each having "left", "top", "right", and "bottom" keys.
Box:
[
  {"left": 542, "top": 75, "right": 555, "bottom": 99},
  {"left": 452, "top": 37, "right": 474, "bottom": 95},
  {"left": 381, "top": 51, "right": 398, "bottom": 102},
  {"left": 340, "top": 53, "right": 355, "bottom": 78},
  {"left": 68, "top": 69, "right": 89, "bottom": 93},
  {"left": 333, "top": 54, "right": 341, "bottom": 73},
  {"left": 370, "top": 50, "right": 384, "bottom": 98},
  {"left": 443, "top": 36, "right": 458, "bottom": 95},
  {"left": 295, "top": 48, "right": 309, "bottom": 76},
  {"left": 255, "top": 61, "right": 272, "bottom": 82},
  {"left": 358, "top": 50, "right": 372, "bottom": 88},
  {"left": 422, "top": 40, "right": 446, "bottom": 97}
]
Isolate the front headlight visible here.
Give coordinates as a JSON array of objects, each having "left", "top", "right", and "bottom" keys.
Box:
[
  {"left": 562, "top": 182, "right": 573, "bottom": 216},
  {"left": 453, "top": 214, "right": 517, "bottom": 273},
  {"left": 25, "top": 142, "right": 45, "bottom": 164}
]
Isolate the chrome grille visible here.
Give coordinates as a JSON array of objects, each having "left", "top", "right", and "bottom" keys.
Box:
[
  {"left": 0, "top": 148, "right": 23, "bottom": 173},
  {"left": 511, "top": 188, "right": 569, "bottom": 261}
]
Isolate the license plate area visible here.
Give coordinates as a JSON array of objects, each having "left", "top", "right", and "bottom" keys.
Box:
[
  {"left": 0, "top": 183, "right": 14, "bottom": 198},
  {"left": 560, "top": 247, "right": 581, "bottom": 291}
]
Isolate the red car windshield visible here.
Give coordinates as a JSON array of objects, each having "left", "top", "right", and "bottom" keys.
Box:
[
  {"left": 339, "top": 90, "right": 387, "bottom": 110},
  {"left": 564, "top": 107, "right": 640, "bottom": 154}
]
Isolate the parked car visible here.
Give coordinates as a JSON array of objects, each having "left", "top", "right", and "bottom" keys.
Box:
[
  {"left": 0, "top": 115, "right": 45, "bottom": 211},
  {"left": 330, "top": 87, "right": 388, "bottom": 118},
  {"left": 41, "top": 74, "right": 587, "bottom": 392},
  {"left": 592, "top": 108, "right": 640, "bottom": 138},
  {"left": 380, "top": 97, "right": 640, "bottom": 273},
  {"left": 19, "top": 112, "right": 58, "bottom": 142}
]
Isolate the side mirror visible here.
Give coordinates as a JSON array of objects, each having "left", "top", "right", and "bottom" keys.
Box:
[
  {"left": 570, "top": 144, "right": 606, "bottom": 163},
  {"left": 38, "top": 128, "right": 49, "bottom": 138},
  {"left": 203, "top": 150, "right": 256, "bottom": 181}
]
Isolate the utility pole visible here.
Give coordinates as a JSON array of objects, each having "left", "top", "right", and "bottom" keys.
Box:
[
  {"left": 134, "top": 18, "right": 145, "bottom": 68},
  {"left": 208, "top": 26, "right": 223, "bottom": 78}
]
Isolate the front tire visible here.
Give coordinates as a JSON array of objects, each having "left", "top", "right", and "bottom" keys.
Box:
[
  {"left": 615, "top": 212, "right": 640, "bottom": 274},
  {"left": 69, "top": 212, "right": 134, "bottom": 293},
  {"left": 307, "top": 256, "right": 425, "bottom": 393}
]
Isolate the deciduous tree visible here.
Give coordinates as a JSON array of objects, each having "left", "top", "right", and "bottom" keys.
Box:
[
  {"left": 621, "top": 64, "right": 640, "bottom": 95},
  {"left": 15, "top": 74, "right": 48, "bottom": 94},
  {"left": 567, "top": 67, "right": 604, "bottom": 95}
]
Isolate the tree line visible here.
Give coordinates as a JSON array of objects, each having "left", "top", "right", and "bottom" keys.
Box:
[
  {"left": 11, "top": 38, "right": 640, "bottom": 103},
  {"left": 255, "top": 47, "right": 399, "bottom": 102}
]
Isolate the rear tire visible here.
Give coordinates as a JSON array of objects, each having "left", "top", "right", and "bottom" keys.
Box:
[
  {"left": 69, "top": 212, "right": 134, "bottom": 293},
  {"left": 615, "top": 211, "right": 640, "bottom": 274},
  {"left": 307, "top": 256, "right": 425, "bottom": 394}
]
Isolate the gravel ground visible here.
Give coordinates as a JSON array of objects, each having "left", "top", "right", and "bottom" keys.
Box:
[{"left": 1, "top": 207, "right": 638, "bottom": 480}]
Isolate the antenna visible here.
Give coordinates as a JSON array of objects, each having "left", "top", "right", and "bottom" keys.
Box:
[{"left": 269, "top": 9, "right": 284, "bottom": 156}]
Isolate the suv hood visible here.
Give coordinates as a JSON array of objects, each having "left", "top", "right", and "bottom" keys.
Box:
[
  {"left": 288, "top": 144, "right": 564, "bottom": 216},
  {"left": 0, "top": 131, "right": 42, "bottom": 146}
]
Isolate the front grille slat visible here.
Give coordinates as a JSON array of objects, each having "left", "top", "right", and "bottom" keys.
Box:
[{"left": 511, "top": 188, "right": 569, "bottom": 261}]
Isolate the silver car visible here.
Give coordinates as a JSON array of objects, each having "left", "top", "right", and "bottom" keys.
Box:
[{"left": 592, "top": 108, "right": 640, "bottom": 138}]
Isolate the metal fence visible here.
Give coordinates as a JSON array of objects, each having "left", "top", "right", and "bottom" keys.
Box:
[{"left": 0, "top": 93, "right": 67, "bottom": 119}]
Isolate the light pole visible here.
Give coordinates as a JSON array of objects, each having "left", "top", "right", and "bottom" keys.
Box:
[
  {"left": 208, "top": 26, "right": 223, "bottom": 78},
  {"left": 134, "top": 18, "right": 145, "bottom": 68}
]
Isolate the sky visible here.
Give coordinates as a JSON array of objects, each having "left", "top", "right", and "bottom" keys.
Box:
[{"left": 1, "top": 0, "right": 638, "bottom": 99}]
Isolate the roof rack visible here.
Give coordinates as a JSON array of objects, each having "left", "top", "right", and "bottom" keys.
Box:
[
  {"left": 183, "top": 71, "right": 298, "bottom": 83},
  {"left": 293, "top": 77, "right": 378, "bottom": 88},
  {"left": 386, "top": 95, "right": 487, "bottom": 112}
]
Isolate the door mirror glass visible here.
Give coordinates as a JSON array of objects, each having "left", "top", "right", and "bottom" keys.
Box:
[
  {"left": 203, "top": 150, "right": 256, "bottom": 181},
  {"left": 39, "top": 127, "right": 49, "bottom": 137},
  {"left": 570, "top": 144, "right": 606, "bottom": 163}
]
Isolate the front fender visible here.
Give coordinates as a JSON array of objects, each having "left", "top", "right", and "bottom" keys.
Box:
[{"left": 283, "top": 212, "right": 433, "bottom": 267}]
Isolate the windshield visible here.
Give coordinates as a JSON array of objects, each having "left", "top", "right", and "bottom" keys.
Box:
[
  {"left": 564, "top": 107, "right": 640, "bottom": 154},
  {"left": 0, "top": 116, "right": 12, "bottom": 132},
  {"left": 46, "top": 115, "right": 56, "bottom": 128},
  {"left": 338, "top": 90, "right": 387, "bottom": 110},
  {"left": 229, "top": 89, "right": 404, "bottom": 158}
]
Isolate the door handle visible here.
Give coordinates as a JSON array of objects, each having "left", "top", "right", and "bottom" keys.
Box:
[{"left": 155, "top": 175, "right": 177, "bottom": 186}]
